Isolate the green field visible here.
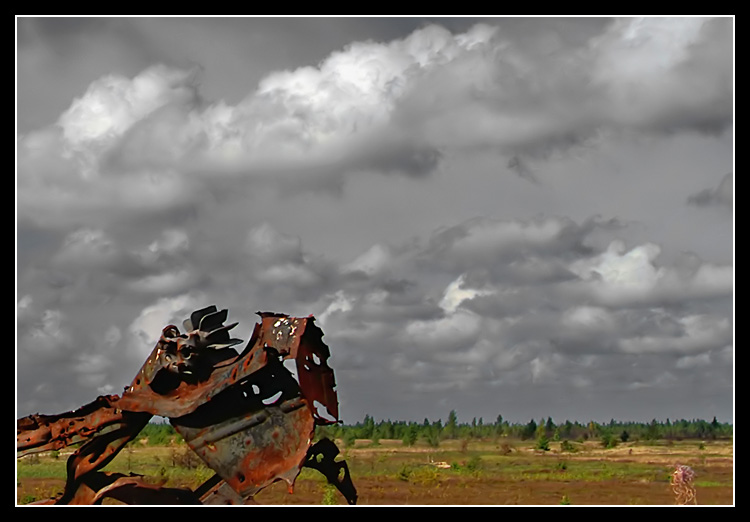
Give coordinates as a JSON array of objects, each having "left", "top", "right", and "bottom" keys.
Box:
[{"left": 17, "top": 437, "right": 733, "bottom": 505}]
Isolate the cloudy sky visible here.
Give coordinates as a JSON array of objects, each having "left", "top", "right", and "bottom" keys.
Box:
[{"left": 16, "top": 17, "right": 734, "bottom": 426}]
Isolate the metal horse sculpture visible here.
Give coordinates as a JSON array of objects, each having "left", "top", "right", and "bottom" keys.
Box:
[{"left": 17, "top": 306, "right": 357, "bottom": 505}]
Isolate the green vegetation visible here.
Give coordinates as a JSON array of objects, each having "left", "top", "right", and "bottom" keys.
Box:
[
  {"left": 326, "top": 413, "right": 732, "bottom": 446},
  {"left": 560, "top": 440, "right": 577, "bottom": 452},
  {"left": 322, "top": 484, "right": 338, "bottom": 505},
  {"left": 126, "top": 421, "right": 184, "bottom": 446},
  {"left": 17, "top": 413, "right": 733, "bottom": 505},
  {"left": 17, "top": 436, "right": 733, "bottom": 505},
  {"left": 600, "top": 432, "right": 618, "bottom": 449}
]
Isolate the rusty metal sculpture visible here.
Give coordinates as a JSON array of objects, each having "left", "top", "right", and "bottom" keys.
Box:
[{"left": 17, "top": 306, "right": 357, "bottom": 505}]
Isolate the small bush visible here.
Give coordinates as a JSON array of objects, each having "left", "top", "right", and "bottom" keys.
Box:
[
  {"left": 410, "top": 466, "right": 440, "bottom": 486},
  {"left": 402, "top": 427, "right": 418, "bottom": 447},
  {"left": 342, "top": 431, "right": 356, "bottom": 448},
  {"left": 424, "top": 431, "right": 440, "bottom": 448},
  {"left": 535, "top": 435, "right": 550, "bottom": 451},
  {"left": 601, "top": 434, "right": 617, "bottom": 449},
  {"left": 465, "top": 455, "right": 483, "bottom": 472},
  {"left": 560, "top": 440, "right": 577, "bottom": 453},
  {"left": 397, "top": 464, "right": 413, "bottom": 482},
  {"left": 322, "top": 484, "right": 338, "bottom": 505},
  {"left": 20, "top": 494, "right": 38, "bottom": 505}
]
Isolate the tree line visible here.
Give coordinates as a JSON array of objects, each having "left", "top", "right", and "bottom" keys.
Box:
[
  {"left": 316, "top": 412, "right": 733, "bottom": 447},
  {"left": 134, "top": 411, "right": 732, "bottom": 447}
]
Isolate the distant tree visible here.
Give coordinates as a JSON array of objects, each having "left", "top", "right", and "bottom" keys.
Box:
[
  {"left": 601, "top": 432, "right": 617, "bottom": 449},
  {"left": 620, "top": 430, "right": 630, "bottom": 443},
  {"left": 342, "top": 429, "right": 356, "bottom": 448},
  {"left": 370, "top": 427, "right": 381, "bottom": 447},
  {"left": 545, "top": 417, "right": 556, "bottom": 435},
  {"left": 379, "top": 420, "right": 395, "bottom": 440},
  {"left": 535, "top": 423, "right": 550, "bottom": 451},
  {"left": 587, "top": 421, "right": 600, "bottom": 439},
  {"left": 645, "top": 419, "right": 661, "bottom": 440},
  {"left": 709, "top": 416, "right": 721, "bottom": 439},
  {"left": 361, "top": 414, "right": 375, "bottom": 439},
  {"left": 423, "top": 426, "right": 440, "bottom": 448},
  {"left": 402, "top": 424, "right": 418, "bottom": 446},
  {"left": 523, "top": 419, "right": 537, "bottom": 440},
  {"left": 560, "top": 420, "right": 573, "bottom": 439},
  {"left": 444, "top": 410, "right": 459, "bottom": 440},
  {"left": 494, "top": 414, "right": 504, "bottom": 437}
]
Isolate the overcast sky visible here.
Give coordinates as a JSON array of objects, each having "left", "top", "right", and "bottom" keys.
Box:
[{"left": 16, "top": 16, "right": 734, "bottom": 426}]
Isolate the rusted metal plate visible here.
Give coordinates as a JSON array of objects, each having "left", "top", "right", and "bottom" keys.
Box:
[
  {"left": 16, "top": 306, "right": 356, "bottom": 505},
  {"left": 17, "top": 395, "right": 126, "bottom": 456},
  {"left": 292, "top": 319, "right": 340, "bottom": 424},
  {"left": 171, "top": 355, "right": 316, "bottom": 498}
]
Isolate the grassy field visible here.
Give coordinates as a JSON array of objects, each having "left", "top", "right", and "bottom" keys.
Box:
[{"left": 16, "top": 438, "right": 733, "bottom": 505}]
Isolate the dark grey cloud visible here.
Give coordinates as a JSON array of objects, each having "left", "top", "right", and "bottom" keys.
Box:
[
  {"left": 507, "top": 155, "right": 539, "bottom": 184},
  {"left": 688, "top": 172, "right": 733, "bottom": 209}
]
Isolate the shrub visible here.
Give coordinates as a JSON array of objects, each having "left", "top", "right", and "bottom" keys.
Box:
[
  {"left": 601, "top": 433, "right": 617, "bottom": 449},
  {"left": 410, "top": 466, "right": 440, "bottom": 486},
  {"left": 560, "top": 440, "right": 577, "bottom": 453},
  {"left": 402, "top": 427, "right": 418, "bottom": 447},
  {"left": 465, "top": 455, "right": 483, "bottom": 472},
  {"left": 20, "top": 494, "right": 38, "bottom": 504},
  {"left": 424, "top": 430, "right": 440, "bottom": 448},
  {"left": 397, "top": 464, "right": 413, "bottom": 482},
  {"left": 342, "top": 430, "right": 356, "bottom": 448},
  {"left": 322, "top": 484, "right": 338, "bottom": 505}
]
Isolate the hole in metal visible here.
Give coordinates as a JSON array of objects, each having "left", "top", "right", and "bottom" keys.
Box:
[
  {"left": 313, "top": 400, "right": 337, "bottom": 423},
  {"left": 262, "top": 391, "right": 283, "bottom": 406}
]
